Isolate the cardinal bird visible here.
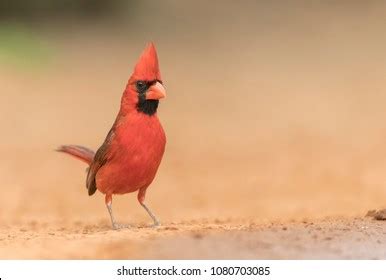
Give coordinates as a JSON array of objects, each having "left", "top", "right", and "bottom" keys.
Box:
[{"left": 57, "top": 43, "right": 166, "bottom": 229}]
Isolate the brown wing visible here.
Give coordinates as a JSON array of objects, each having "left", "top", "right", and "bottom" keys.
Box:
[{"left": 86, "top": 127, "right": 115, "bottom": 196}]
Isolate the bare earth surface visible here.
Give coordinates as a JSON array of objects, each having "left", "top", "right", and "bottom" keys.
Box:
[{"left": 1, "top": 217, "right": 386, "bottom": 259}]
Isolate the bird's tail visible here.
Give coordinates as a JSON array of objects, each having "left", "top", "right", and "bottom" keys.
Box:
[{"left": 56, "top": 145, "right": 95, "bottom": 165}]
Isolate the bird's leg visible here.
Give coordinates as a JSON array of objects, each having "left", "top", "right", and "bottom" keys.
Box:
[
  {"left": 138, "top": 188, "right": 160, "bottom": 227},
  {"left": 140, "top": 202, "right": 160, "bottom": 227},
  {"left": 105, "top": 194, "right": 130, "bottom": 230},
  {"left": 106, "top": 202, "right": 117, "bottom": 228}
]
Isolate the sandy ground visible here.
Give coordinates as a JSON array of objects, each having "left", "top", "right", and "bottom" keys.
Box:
[
  {"left": 1, "top": 217, "right": 386, "bottom": 259},
  {"left": 1, "top": 2, "right": 386, "bottom": 259}
]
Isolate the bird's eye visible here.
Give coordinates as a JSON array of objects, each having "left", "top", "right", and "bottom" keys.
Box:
[{"left": 136, "top": 81, "right": 147, "bottom": 93}]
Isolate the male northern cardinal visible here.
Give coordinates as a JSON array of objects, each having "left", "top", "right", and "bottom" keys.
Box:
[{"left": 57, "top": 43, "right": 166, "bottom": 229}]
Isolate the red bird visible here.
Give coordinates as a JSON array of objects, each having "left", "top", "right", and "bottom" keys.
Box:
[{"left": 57, "top": 43, "right": 166, "bottom": 229}]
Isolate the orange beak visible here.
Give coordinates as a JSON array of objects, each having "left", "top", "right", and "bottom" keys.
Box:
[{"left": 146, "top": 82, "right": 166, "bottom": 100}]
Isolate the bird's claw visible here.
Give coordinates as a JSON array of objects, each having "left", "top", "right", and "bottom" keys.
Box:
[
  {"left": 151, "top": 220, "right": 161, "bottom": 228},
  {"left": 112, "top": 223, "right": 131, "bottom": 230}
]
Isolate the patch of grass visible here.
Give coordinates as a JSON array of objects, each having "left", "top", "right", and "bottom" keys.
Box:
[{"left": 0, "top": 23, "right": 52, "bottom": 69}]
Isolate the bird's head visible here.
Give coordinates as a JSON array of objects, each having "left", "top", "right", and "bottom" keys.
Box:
[{"left": 122, "top": 43, "right": 166, "bottom": 116}]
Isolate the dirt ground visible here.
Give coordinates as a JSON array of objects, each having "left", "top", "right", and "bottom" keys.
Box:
[
  {"left": 1, "top": 2, "right": 386, "bottom": 259},
  {"left": 1, "top": 217, "right": 386, "bottom": 259}
]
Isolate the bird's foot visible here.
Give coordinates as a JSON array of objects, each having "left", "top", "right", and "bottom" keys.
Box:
[
  {"left": 112, "top": 223, "right": 131, "bottom": 230},
  {"left": 151, "top": 220, "right": 161, "bottom": 228}
]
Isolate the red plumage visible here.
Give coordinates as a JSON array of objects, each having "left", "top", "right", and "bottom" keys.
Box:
[{"left": 57, "top": 43, "right": 166, "bottom": 229}]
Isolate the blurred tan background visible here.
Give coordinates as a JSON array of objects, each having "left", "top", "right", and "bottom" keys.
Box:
[{"left": 1, "top": 0, "right": 386, "bottom": 227}]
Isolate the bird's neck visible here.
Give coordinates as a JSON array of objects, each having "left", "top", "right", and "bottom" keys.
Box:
[{"left": 113, "top": 109, "right": 163, "bottom": 140}]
